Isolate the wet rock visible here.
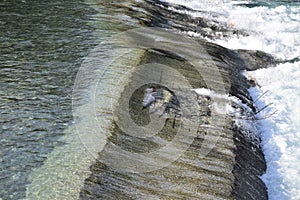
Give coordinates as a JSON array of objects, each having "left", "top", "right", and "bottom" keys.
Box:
[
  {"left": 79, "top": 1, "right": 268, "bottom": 199},
  {"left": 236, "top": 49, "right": 278, "bottom": 71}
]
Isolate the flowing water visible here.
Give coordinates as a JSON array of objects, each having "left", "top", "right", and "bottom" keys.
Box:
[
  {"left": 0, "top": 1, "right": 97, "bottom": 199},
  {"left": 160, "top": 0, "right": 300, "bottom": 199},
  {"left": 1, "top": 0, "right": 298, "bottom": 199}
]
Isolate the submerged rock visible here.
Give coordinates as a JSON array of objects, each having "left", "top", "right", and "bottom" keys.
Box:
[{"left": 79, "top": 1, "right": 268, "bottom": 199}]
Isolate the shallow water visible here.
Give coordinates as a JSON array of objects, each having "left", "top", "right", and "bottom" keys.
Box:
[{"left": 0, "top": 1, "right": 97, "bottom": 199}]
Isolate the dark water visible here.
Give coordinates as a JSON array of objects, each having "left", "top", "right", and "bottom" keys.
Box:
[
  {"left": 0, "top": 1, "right": 96, "bottom": 199},
  {"left": 234, "top": 0, "right": 300, "bottom": 7}
]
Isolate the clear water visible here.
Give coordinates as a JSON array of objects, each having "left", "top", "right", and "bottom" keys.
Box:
[
  {"left": 1, "top": 1, "right": 157, "bottom": 199},
  {"left": 0, "top": 1, "right": 97, "bottom": 199},
  {"left": 162, "top": 0, "right": 300, "bottom": 199},
  {"left": 1, "top": 0, "right": 298, "bottom": 199},
  {"left": 24, "top": 1, "right": 145, "bottom": 199}
]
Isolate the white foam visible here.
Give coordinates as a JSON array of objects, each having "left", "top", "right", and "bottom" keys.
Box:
[
  {"left": 162, "top": 0, "right": 300, "bottom": 59},
  {"left": 161, "top": 0, "right": 225, "bottom": 11},
  {"left": 163, "top": 0, "right": 300, "bottom": 199},
  {"left": 194, "top": 88, "right": 260, "bottom": 143},
  {"left": 245, "top": 62, "right": 300, "bottom": 200},
  {"left": 194, "top": 88, "right": 249, "bottom": 109},
  {"left": 214, "top": 5, "right": 300, "bottom": 60}
]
